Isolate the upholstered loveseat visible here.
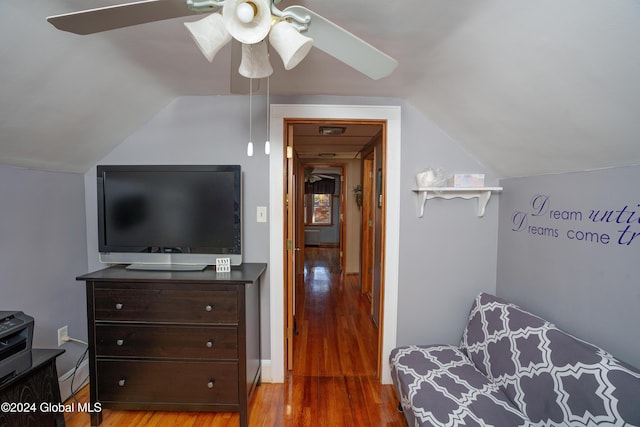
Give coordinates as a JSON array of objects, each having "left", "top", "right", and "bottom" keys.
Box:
[{"left": 390, "top": 293, "right": 640, "bottom": 426}]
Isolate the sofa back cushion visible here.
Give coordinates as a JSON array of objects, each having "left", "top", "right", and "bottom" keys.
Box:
[{"left": 460, "top": 293, "right": 640, "bottom": 425}]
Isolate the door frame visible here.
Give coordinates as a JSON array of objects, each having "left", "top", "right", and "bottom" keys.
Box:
[
  {"left": 268, "top": 104, "right": 401, "bottom": 385},
  {"left": 360, "top": 152, "right": 375, "bottom": 299}
]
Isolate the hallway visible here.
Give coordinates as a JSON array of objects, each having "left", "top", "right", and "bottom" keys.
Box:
[
  {"left": 293, "top": 247, "right": 377, "bottom": 377},
  {"left": 283, "top": 246, "right": 403, "bottom": 426}
]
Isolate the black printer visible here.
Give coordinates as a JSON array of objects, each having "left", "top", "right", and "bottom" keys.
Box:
[{"left": 0, "top": 311, "right": 34, "bottom": 383}]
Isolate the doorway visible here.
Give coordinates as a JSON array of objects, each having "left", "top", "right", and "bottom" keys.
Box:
[
  {"left": 268, "top": 104, "right": 401, "bottom": 385},
  {"left": 302, "top": 162, "right": 346, "bottom": 275},
  {"left": 284, "top": 118, "right": 387, "bottom": 380},
  {"left": 293, "top": 161, "right": 351, "bottom": 377}
]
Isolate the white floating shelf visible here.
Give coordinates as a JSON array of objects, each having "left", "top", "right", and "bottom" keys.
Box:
[{"left": 412, "top": 187, "right": 503, "bottom": 217}]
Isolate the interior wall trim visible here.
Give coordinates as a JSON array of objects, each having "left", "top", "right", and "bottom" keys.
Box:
[{"left": 269, "top": 104, "right": 401, "bottom": 384}]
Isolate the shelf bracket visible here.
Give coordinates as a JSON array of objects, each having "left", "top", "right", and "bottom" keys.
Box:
[{"left": 412, "top": 187, "right": 502, "bottom": 218}]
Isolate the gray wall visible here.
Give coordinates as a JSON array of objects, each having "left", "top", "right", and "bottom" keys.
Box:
[
  {"left": 496, "top": 165, "right": 640, "bottom": 367},
  {"left": 396, "top": 102, "right": 501, "bottom": 347},
  {"left": 0, "top": 165, "right": 88, "bottom": 376},
  {"left": 82, "top": 95, "right": 502, "bottom": 360}
]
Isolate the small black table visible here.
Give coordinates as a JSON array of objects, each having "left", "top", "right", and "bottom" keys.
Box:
[{"left": 0, "top": 348, "right": 65, "bottom": 427}]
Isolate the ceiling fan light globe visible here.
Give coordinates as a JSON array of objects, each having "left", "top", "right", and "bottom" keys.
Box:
[
  {"left": 239, "top": 41, "right": 273, "bottom": 79},
  {"left": 236, "top": 2, "right": 256, "bottom": 24},
  {"left": 184, "top": 13, "right": 231, "bottom": 63},
  {"left": 269, "top": 21, "right": 313, "bottom": 70},
  {"left": 224, "top": 0, "right": 271, "bottom": 44}
]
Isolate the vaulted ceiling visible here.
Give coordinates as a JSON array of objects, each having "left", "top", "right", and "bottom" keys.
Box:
[{"left": 2, "top": 0, "right": 639, "bottom": 176}]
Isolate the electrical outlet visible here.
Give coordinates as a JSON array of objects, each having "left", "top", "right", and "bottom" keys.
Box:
[{"left": 57, "top": 325, "right": 69, "bottom": 346}]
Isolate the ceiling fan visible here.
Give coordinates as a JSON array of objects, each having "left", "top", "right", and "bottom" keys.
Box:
[
  {"left": 305, "top": 172, "right": 335, "bottom": 183},
  {"left": 305, "top": 166, "right": 341, "bottom": 182},
  {"left": 47, "top": 0, "right": 398, "bottom": 83}
]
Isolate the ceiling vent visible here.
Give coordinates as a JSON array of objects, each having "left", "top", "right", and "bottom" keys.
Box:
[{"left": 319, "top": 126, "right": 346, "bottom": 136}]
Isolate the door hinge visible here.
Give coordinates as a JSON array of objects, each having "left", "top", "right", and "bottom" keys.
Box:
[{"left": 286, "top": 239, "right": 292, "bottom": 251}]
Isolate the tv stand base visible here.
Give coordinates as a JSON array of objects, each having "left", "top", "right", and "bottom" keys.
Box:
[{"left": 124, "top": 263, "right": 207, "bottom": 271}]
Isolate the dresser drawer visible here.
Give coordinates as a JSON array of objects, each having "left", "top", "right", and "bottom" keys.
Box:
[
  {"left": 95, "top": 325, "right": 238, "bottom": 359},
  {"left": 97, "top": 360, "right": 238, "bottom": 404},
  {"left": 94, "top": 287, "right": 237, "bottom": 323}
]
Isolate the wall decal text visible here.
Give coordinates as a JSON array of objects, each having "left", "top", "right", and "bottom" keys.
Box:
[{"left": 511, "top": 194, "right": 639, "bottom": 247}]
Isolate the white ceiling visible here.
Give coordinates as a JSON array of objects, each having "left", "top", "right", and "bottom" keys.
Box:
[{"left": 2, "top": 0, "right": 640, "bottom": 176}]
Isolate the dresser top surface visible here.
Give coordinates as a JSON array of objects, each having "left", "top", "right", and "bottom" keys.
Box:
[{"left": 77, "top": 263, "right": 267, "bottom": 284}]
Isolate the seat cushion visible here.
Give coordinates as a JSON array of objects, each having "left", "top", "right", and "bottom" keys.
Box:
[
  {"left": 460, "top": 293, "right": 640, "bottom": 426},
  {"left": 390, "top": 344, "right": 530, "bottom": 427}
]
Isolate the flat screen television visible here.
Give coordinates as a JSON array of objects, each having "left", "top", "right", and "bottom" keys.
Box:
[{"left": 97, "top": 164, "right": 242, "bottom": 270}]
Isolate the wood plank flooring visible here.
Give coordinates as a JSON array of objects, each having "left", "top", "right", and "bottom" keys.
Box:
[
  {"left": 293, "top": 247, "right": 377, "bottom": 377},
  {"left": 64, "top": 248, "right": 406, "bottom": 426}
]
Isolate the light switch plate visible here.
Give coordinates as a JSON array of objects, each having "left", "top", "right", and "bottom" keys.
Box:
[{"left": 257, "top": 206, "right": 267, "bottom": 223}]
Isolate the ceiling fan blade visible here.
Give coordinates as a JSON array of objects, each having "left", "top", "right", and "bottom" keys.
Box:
[
  {"left": 47, "top": 0, "right": 201, "bottom": 35},
  {"left": 282, "top": 5, "right": 398, "bottom": 80}
]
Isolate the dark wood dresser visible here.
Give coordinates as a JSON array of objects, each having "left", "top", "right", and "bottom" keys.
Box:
[{"left": 76, "top": 263, "right": 266, "bottom": 427}]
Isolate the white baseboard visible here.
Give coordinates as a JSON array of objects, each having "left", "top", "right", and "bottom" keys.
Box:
[
  {"left": 58, "top": 359, "right": 89, "bottom": 402},
  {"left": 261, "top": 359, "right": 274, "bottom": 383}
]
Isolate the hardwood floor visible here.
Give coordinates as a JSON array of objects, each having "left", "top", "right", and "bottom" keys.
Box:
[
  {"left": 293, "top": 247, "right": 376, "bottom": 377},
  {"left": 64, "top": 248, "right": 406, "bottom": 426}
]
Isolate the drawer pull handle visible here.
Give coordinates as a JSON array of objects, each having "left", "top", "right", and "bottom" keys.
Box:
[
  {"left": 206, "top": 340, "right": 214, "bottom": 348},
  {"left": 118, "top": 379, "right": 126, "bottom": 387},
  {"left": 207, "top": 380, "right": 215, "bottom": 389},
  {"left": 116, "top": 339, "right": 124, "bottom": 346},
  {"left": 115, "top": 303, "right": 123, "bottom": 310},
  {"left": 205, "top": 305, "right": 214, "bottom": 312}
]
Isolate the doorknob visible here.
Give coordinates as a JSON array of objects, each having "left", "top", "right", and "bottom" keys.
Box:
[{"left": 294, "top": 247, "right": 301, "bottom": 251}]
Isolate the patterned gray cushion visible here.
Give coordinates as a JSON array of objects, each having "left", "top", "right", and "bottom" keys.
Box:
[
  {"left": 390, "top": 345, "right": 530, "bottom": 426},
  {"left": 460, "top": 293, "right": 640, "bottom": 426},
  {"left": 390, "top": 293, "right": 640, "bottom": 427}
]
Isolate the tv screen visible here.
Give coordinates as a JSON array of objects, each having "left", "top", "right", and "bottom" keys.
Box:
[{"left": 97, "top": 165, "right": 242, "bottom": 270}]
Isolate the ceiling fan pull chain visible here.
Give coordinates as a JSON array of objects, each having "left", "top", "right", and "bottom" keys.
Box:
[
  {"left": 247, "top": 77, "right": 254, "bottom": 157},
  {"left": 265, "top": 76, "right": 270, "bottom": 155}
]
